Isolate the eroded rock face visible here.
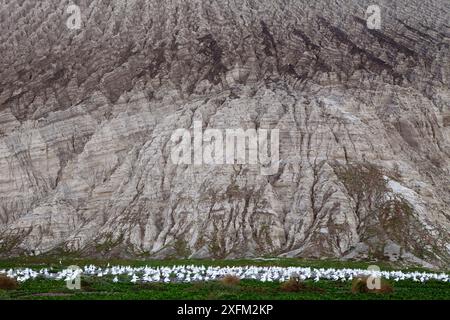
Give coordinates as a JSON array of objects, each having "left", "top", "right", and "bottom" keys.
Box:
[{"left": 0, "top": 0, "right": 449, "bottom": 267}]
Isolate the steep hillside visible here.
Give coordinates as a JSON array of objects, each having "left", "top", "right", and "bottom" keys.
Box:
[{"left": 0, "top": 0, "right": 449, "bottom": 267}]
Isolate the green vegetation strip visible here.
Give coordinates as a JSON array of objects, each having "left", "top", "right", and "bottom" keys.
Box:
[
  {"left": 0, "top": 277, "right": 448, "bottom": 300},
  {"left": 0, "top": 257, "right": 448, "bottom": 300}
]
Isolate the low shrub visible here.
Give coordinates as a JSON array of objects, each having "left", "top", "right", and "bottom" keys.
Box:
[
  {"left": 280, "top": 277, "right": 306, "bottom": 292},
  {"left": 0, "top": 274, "right": 18, "bottom": 290},
  {"left": 220, "top": 275, "right": 240, "bottom": 286}
]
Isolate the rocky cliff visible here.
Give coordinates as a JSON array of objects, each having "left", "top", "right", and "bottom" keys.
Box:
[{"left": 0, "top": 0, "right": 449, "bottom": 267}]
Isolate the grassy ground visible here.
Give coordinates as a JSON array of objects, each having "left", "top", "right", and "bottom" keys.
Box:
[{"left": 0, "top": 257, "right": 448, "bottom": 300}]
